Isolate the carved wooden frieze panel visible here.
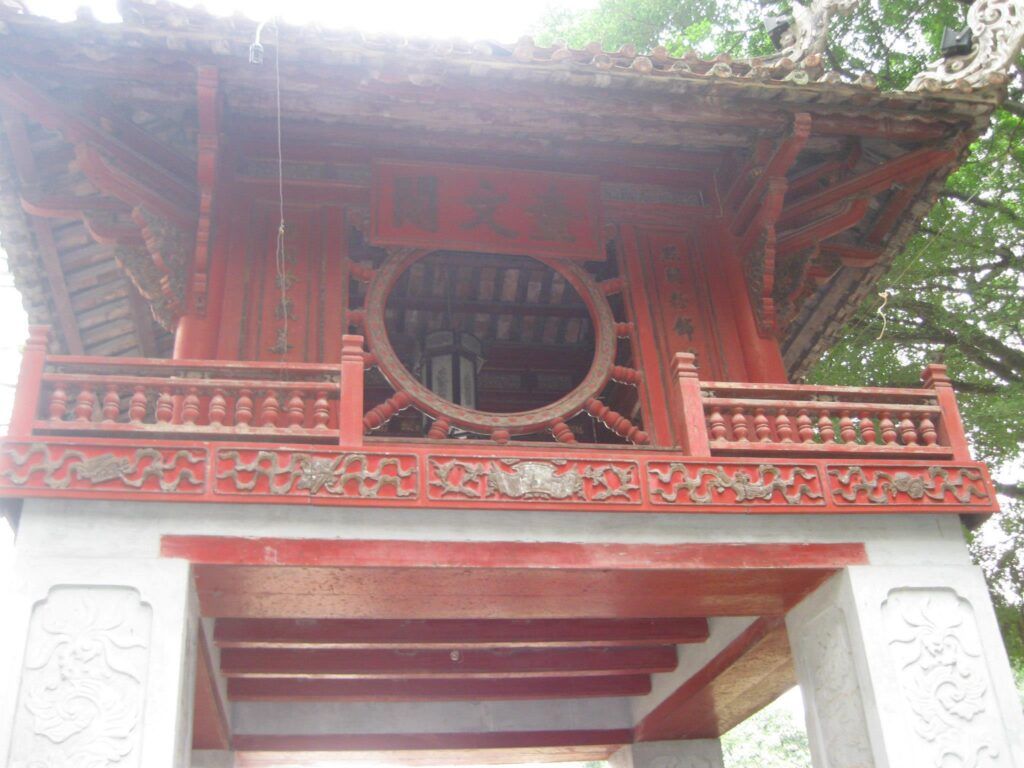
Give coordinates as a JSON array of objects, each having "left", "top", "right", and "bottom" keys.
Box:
[
  {"left": 826, "top": 465, "right": 991, "bottom": 505},
  {"left": 9, "top": 586, "right": 153, "bottom": 768},
  {"left": 213, "top": 448, "right": 418, "bottom": 499},
  {"left": 797, "top": 606, "right": 875, "bottom": 768},
  {"left": 648, "top": 462, "right": 825, "bottom": 506},
  {"left": 882, "top": 588, "right": 1010, "bottom": 767},
  {"left": 0, "top": 443, "right": 206, "bottom": 494},
  {"left": 427, "top": 457, "right": 641, "bottom": 504}
]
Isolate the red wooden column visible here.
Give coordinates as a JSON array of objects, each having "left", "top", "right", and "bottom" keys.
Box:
[
  {"left": 9, "top": 325, "right": 49, "bottom": 437},
  {"left": 671, "top": 352, "right": 710, "bottom": 456},
  {"left": 339, "top": 334, "right": 365, "bottom": 447},
  {"left": 922, "top": 363, "right": 971, "bottom": 460}
]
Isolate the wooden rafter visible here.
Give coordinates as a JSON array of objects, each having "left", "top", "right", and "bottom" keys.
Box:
[
  {"left": 0, "top": 111, "right": 83, "bottom": 353},
  {"left": 776, "top": 198, "right": 871, "bottom": 257},
  {"left": 778, "top": 147, "right": 955, "bottom": 226}
]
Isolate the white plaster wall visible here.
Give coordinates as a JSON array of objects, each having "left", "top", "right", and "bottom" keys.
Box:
[
  {"left": 231, "top": 698, "right": 633, "bottom": 735},
  {"left": 610, "top": 739, "right": 725, "bottom": 768},
  {"left": 14, "top": 499, "right": 973, "bottom": 567}
]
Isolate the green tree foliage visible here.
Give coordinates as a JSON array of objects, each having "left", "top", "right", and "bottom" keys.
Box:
[
  {"left": 722, "top": 699, "right": 811, "bottom": 768},
  {"left": 538, "top": 0, "right": 1024, "bottom": 649}
]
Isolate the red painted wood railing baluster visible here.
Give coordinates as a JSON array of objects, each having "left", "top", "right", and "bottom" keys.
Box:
[
  {"left": 48, "top": 384, "right": 68, "bottom": 420},
  {"left": 208, "top": 388, "right": 227, "bottom": 426},
  {"left": 128, "top": 386, "right": 147, "bottom": 423},
  {"left": 730, "top": 406, "right": 748, "bottom": 442},
  {"left": 708, "top": 407, "right": 727, "bottom": 441},
  {"left": 753, "top": 408, "right": 771, "bottom": 442},
  {"left": 363, "top": 391, "right": 412, "bottom": 431},
  {"left": 156, "top": 388, "right": 174, "bottom": 423},
  {"left": 102, "top": 384, "right": 120, "bottom": 422},
  {"left": 427, "top": 417, "right": 451, "bottom": 440},
  {"left": 285, "top": 389, "right": 305, "bottom": 429},
  {"left": 235, "top": 388, "right": 254, "bottom": 428},
  {"left": 551, "top": 419, "right": 576, "bottom": 444},
  {"left": 585, "top": 398, "right": 649, "bottom": 445},
  {"left": 672, "top": 353, "right": 710, "bottom": 456},
  {"left": 818, "top": 410, "right": 835, "bottom": 443},
  {"left": 74, "top": 385, "right": 96, "bottom": 422},
  {"left": 797, "top": 409, "right": 814, "bottom": 442},
  {"left": 181, "top": 387, "right": 201, "bottom": 425},
  {"left": 899, "top": 412, "right": 918, "bottom": 445},
  {"left": 775, "top": 408, "right": 793, "bottom": 442},
  {"left": 919, "top": 414, "right": 938, "bottom": 446},
  {"left": 610, "top": 366, "right": 643, "bottom": 386},
  {"left": 878, "top": 411, "right": 897, "bottom": 444},
  {"left": 312, "top": 390, "right": 330, "bottom": 429},
  {"left": 858, "top": 412, "right": 876, "bottom": 444},
  {"left": 260, "top": 391, "right": 281, "bottom": 427},
  {"left": 839, "top": 410, "right": 856, "bottom": 443}
]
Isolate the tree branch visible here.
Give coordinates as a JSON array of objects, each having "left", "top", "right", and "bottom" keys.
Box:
[{"left": 997, "top": 482, "right": 1024, "bottom": 502}]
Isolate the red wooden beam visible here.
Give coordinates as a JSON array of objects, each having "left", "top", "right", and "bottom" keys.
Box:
[
  {"left": 227, "top": 674, "right": 652, "bottom": 701},
  {"left": 778, "top": 147, "right": 955, "bottom": 226},
  {"left": 213, "top": 617, "right": 710, "bottom": 649},
  {"left": 634, "top": 616, "right": 795, "bottom": 741},
  {"left": 164, "top": 537, "right": 868, "bottom": 571},
  {"left": 219, "top": 645, "right": 678, "bottom": 678},
  {"left": 192, "top": 623, "right": 231, "bottom": 750},
  {"left": 776, "top": 198, "right": 870, "bottom": 257},
  {"left": 819, "top": 242, "right": 884, "bottom": 267},
  {"left": 731, "top": 113, "right": 811, "bottom": 236}
]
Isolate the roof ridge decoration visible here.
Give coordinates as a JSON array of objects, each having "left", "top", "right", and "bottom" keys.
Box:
[
  {"left": 762, "top": 0, "right": 860, "bottom": 67},
  {"left": 908, "top": 0, "right": 1024, "bottom": 92}
]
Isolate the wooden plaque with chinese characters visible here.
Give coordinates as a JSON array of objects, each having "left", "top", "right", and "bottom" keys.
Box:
[{"left": 371, "top": 161, "right": 604, "bottom": 261}]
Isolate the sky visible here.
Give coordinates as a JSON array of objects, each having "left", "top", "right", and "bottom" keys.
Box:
[{"left": 18, "top": 0, "right": 593, "bottom": 39}]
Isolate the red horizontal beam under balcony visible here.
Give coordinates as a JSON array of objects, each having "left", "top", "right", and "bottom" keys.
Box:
[
  {"left": 213, "top": 617, "right": 710, "bottom": 648},
  {"left": 226, "top": 674, "right": 653, "bottom": 701},
  {"left": 219, "top": 645, "right": 678, "bottom": 678}
]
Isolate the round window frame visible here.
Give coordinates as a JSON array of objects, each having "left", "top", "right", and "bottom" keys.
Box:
[{"left": 362, "top": 248, "right": 617, "bottom": 436}]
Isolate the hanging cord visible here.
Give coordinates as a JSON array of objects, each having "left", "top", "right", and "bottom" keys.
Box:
[
  {"left": 273, "top": 24, "right": 289, "bottom": 360},
  {"left": 875, "top": 289, "right": 890, "bottom": 340},
  {"left": 251, "top": 18, "right": 290, "bottom": 360}
]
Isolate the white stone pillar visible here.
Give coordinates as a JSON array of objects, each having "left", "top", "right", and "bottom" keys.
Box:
[
  {"left": 0, "top": 557, "right": 198, "bottom": 768},
  {"left": 609, "top": 739, "right": 725, "bottom": 768},
  {"left": 787, "top": 565, "right": 1024, "bottom": 768},
  {"left": 191, "top": 750, "right": 235, "bottom": 767}
]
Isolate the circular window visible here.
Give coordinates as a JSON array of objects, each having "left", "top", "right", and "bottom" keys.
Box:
[{"left": 361, "top": 248, "right": 617, "bottom": 438}]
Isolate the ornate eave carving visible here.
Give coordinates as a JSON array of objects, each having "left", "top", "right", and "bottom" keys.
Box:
[
  {"left": 908, "top": 0, "right": 1024, "bottom": 93},
  {"left": 773, "top": 0, "right": 861, "bottom": 64}
]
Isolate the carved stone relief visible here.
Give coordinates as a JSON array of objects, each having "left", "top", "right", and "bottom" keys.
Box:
[
  {"left": 214, "top": 449, "right": 418, "bottom": 499},
  {"left": 0, "top": 444, "right": 206, "bottom": 493},
  {"left": 798, "top": 607, "right": 875, "bottom": 768},
  {"left": 427, "top": 457, "right": 641, "bottom": 503},
  {"left": 828, "top": 465, "right": 991, "bottom": 504},
  {"left": 648, "top": 462, "right": 823, "bottom": 505},
  {"left": 8, "top": 586, "right": 153, "bottom": 768},
  {"left": 882, "top": 588, "right": 1008, "bottom": 767}
]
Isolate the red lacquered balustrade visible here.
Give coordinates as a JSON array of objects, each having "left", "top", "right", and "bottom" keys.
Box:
[{"left": 0, "top": 328, "right": 995, "bottom": 516}]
